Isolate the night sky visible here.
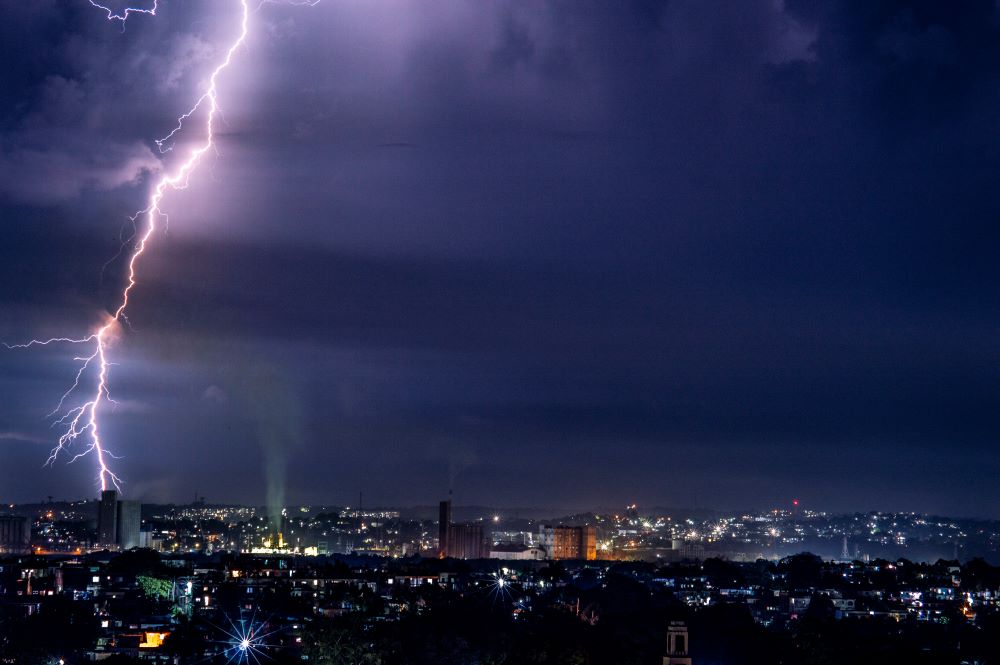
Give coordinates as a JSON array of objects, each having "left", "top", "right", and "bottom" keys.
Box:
[{"left": 2, "top": 1, "right": 1000, "bottom": 516}]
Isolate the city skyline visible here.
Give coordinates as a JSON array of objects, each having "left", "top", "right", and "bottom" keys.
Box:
[
  {"left": 4, "top": 2, "right": 1000, "bottom": 517},
  {"left": 6, "top": 494, "right": 995, "bottom": 563}
]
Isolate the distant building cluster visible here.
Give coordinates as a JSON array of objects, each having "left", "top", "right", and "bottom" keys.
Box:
[
  {"left": 437, "top": 499, "right": 597, "bottom": 561},
  {"left": 6, "top": 497, "right": 1000, "bottom": 568}
]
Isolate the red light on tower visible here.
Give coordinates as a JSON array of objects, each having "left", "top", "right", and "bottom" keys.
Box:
[{"left": 792, "top": 499, "right": 799, "bottom": 507}]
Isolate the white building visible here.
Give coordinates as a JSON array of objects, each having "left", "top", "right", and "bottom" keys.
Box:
[{"left": 489, "top": 544, "right": 546, "bottom": 560}]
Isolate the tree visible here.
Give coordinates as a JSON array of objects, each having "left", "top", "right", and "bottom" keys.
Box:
[
  {"left": 137, "top": 575, "right": 173, "bottom": 600},
  {"left": 302, "top": 622, "right": 384, "bottom": 665}
]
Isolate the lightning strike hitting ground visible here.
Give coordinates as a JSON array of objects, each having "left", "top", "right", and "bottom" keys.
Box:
[{"left": 4, "top": 0, "right": 292, "bottom": 491}]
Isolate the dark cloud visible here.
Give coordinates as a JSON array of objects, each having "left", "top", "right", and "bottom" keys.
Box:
[{"left": 2, "top": 1, "right": 1000, "bottom": 515}]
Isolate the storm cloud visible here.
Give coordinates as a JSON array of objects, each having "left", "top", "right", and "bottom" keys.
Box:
[{"left": 3, "top": 1, "right": 1000, "bottom": 515}]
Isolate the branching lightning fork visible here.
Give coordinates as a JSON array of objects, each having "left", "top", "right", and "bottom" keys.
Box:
[
  {"left": 5, "top": 0, "right": 312, "bottom": 491},
  {"left": 87, "top": 0, "right": 158, "bottom": 23}
]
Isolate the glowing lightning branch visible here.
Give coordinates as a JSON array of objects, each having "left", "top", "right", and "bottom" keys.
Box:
[
  {"left": 87, "top": 0, "right": 157, "bottom": 23},
  {"left": 4, "top": 0, "right": 262, "bottom": 492}
]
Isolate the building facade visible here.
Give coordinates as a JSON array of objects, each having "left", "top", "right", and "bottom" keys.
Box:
[
  {"left": 116, "top": 500, "right": 141, "bottom": 550},
  {"left": 489, "top": 544, "right": 546, "bottom": 560},
  {"left": 448, "top": 522, "right": 486, "bottom": 559},
  {"left": 96, "top": 491, "right": 142, "bottom": 550},
  {"left": 539, "top": 525, "right": 597, "bottom": 560},
  {"left": 664, "top": 621, "right": 692, "bottom": 665},
  {"left": 438, "top": 499, "right": 452, "bottom": 558},
  {"left": 98, "top": 490, "right": 118, "bottom": 547},
  {"left": 0, "top": 515, "right": 30, "bottom": 553}
]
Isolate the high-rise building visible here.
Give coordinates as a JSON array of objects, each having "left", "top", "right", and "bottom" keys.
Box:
[
  {"left": 550, "top": 526, "right": 578, "bottom": 559},
  {"left": 97, "top": 490, "right": 118, "bottom": 547},
  {"left": 539, "top": 525, "right": 598, "bottom": 560},
  {"left": 96, "top": 491, "right": 142, "bottom": 550},
  {"left": 581, "top": 525, "right": 597, "bottom": 560},
  {"left": 0, "top": 515, "right": 30, "bottom": 553},
  {"left": 438, "top": 499, "right": 452, "bottom": 558},
  {"left": 116, "top": 500, "right": 141, "bottom": 550},
  {"left": 437, "top": 498, "right": 485, "bottom": 559},
  {"left": 448, "top": 522, "right": 486, "bottom": 559}
]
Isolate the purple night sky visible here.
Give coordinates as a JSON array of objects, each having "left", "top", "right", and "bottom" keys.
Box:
[{"left": 2, "top": 1, "right": 1000, "bottom": 515}]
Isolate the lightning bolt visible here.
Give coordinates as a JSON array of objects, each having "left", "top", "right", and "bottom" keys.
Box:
[
  {"left": 6, "top": 0, "right": 311, "bottom": 492},
  {"left": 87, "top": 0, "right": 157, "bottom": 23}
]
